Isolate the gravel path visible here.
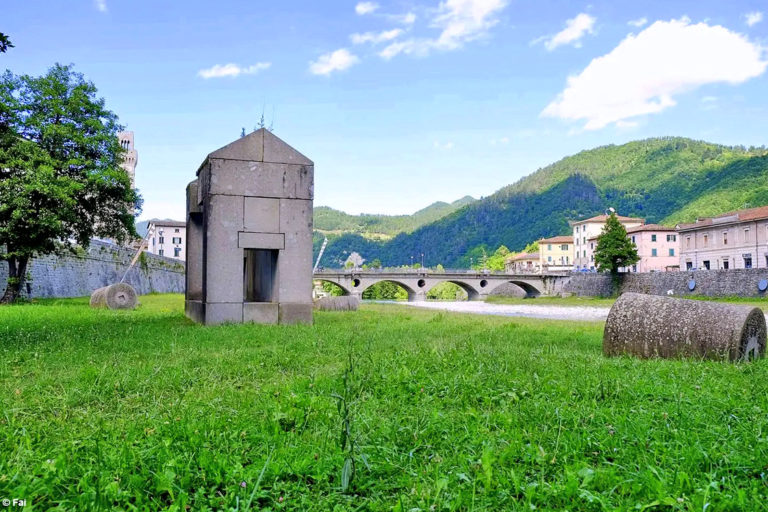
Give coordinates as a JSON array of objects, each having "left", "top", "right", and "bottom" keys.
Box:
[{"left": 399, "top": 301, "right": 610, "bottom": 321}]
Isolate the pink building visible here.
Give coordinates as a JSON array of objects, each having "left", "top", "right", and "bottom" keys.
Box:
[{"left": 626, "top": 224, "right": 680, "bottom": 272}]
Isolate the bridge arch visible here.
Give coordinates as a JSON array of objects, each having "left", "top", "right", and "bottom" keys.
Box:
[
  {"left": 508, "top": 280, "right": 541, "bottom": 298},
  {"left": 482, "top": 279, "right": 542, "bottom": 298},
  {"left": 425, "top": 280, "right": 480, "bottom": 300},
  {"left": 314, "top": 278, "right": 352, "bottom": 296},
  {"left": 361, "top": 279, "right": 417, "bottom": 301}
]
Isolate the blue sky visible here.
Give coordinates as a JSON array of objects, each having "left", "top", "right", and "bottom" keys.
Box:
[{"left": 4, "top": 0, "right": 768, "bottom": 220}]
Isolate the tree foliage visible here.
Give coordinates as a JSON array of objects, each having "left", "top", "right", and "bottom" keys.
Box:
[
  {"left": 0, "top": 64, "right": 140, "bottom": 302},
  {"left": 0, "top": 33, "right": 13, "bottom": 53},
  {"left": 593, "top": 213, "right": 639, "bottom": 274}
]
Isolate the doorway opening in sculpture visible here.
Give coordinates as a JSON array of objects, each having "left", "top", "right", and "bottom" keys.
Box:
[{"left": 244, "top": 249, "right": 278, "bottom": 302}]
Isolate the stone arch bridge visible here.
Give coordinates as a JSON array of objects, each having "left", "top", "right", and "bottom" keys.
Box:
[{"left": 314, "top": 270, "right": 571, "bottom": 301}]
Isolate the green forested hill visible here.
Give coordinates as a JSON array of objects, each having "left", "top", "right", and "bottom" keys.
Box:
[
  {"left": 315, "top": 137, "right": 768, "bottom": 268},
  {"left": 314, "top": 195, "right": 475, "bottom": 238}
]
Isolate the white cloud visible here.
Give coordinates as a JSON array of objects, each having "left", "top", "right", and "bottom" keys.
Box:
[
  {"left": 197, "top": 62, "right": 271, "bottom": 79},
  {"left": 539, "top": 13, "right": 596, "bottom": 51},
  {"left": 399, "top": 12, "right": 417, "bottom": 25},
  {"left": 351, "top": 29, "right": 403, "bottom": 45},
  {"left": 615, "top": 120, "right": 639, "bottom": 128},
  {"left": 541, "top": 18, "right": 768, "bottom": 130},
  {"left": 379, "top": 0, "right": 508, "bottom": 59},
  {"left": 309, "top": 49, "right": 360, "bottom": 76},
  {"left": 433, "top": 140, "right": 454, "bottom": 150},
  {"left": 355, "top": 2, "right": 379, "bottom": 15},
  {"left": 628, "top": 17, "right": 647, "bottom": 28},
  {"left": 701, "top": 95, "right": 718, "bottom": 103},
  {"left": 94, "top": 0, "right": 107, "bottom": 12},
  {"left": 745, "top": 11, "right": 763, "bottom": 27},
  {"left": 490, "top": 136, "right": 510, "bottom": 145}
]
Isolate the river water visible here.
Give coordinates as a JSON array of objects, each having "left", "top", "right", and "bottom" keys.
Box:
[{"left": 393, "top": 301, "right": 610, "bottom": 321}]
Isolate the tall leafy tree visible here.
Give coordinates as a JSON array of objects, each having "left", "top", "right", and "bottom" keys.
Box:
[
  {"left": 0, "top": 33, "right": 13, "bottom": 53},
  {"left": 593, "top": 212, "right": 639, "bottom": 275},
  {"left": 0, "top": 64, "right": 140, "bottom": 303}
]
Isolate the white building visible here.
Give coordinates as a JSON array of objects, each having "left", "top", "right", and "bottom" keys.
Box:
[
  {"left": 676, "top": 205, "right": 768, "bottom": 270},
  {"left": 569, "top": 213, "right": 645, "bottom": 270},
  {"left": 147, "top": 220, "right": 186, "bottom": 261}
]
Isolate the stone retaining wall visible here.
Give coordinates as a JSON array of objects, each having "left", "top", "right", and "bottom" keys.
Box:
[
  {"left": 564, "top": 269, "right": 768, "bottom": 298},
  {"left": 0, "top": 239, "right": 185, "bottom": 298}
]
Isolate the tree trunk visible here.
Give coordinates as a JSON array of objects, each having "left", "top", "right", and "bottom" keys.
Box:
[{"left": 1, "top": 255, "right": 29, "bottom": 304}]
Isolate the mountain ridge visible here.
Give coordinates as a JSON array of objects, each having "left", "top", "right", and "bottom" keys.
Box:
[{"left": 315, "top": 136, "right": 768, "bottom": 268}]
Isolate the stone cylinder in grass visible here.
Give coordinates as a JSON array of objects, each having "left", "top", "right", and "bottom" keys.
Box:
[
  {"left": 603, "top": 292, "right": 766, "bottom": 361},
  {"left": 313, "top": 296, "right": 359, "bottom": 311},
  {"left": 89, "top": 283, "right": 139, "bottom": 310}
]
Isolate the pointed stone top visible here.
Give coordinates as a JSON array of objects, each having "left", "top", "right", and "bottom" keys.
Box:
[{"left": 205, "top": 128, "right": 313, "bottom": 166}]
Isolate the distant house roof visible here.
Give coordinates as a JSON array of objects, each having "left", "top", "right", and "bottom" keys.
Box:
[
  {"left": 569, "top": 214, "right": 645, "bottom": 226},
  {"left": 626, "top": 223, "right": 676, "bottom": 234},
  {"left": 511, "top": 252, "right": 538, "bottom": 261},
  {"left": 540, "top": 235, "right": 573, "bottom": 244},
  {"left": 676, "top": 205, "right": 768, "bottom": 231},
  {"left": 149, "top": 220, "right": 186, "bottom": 228}
]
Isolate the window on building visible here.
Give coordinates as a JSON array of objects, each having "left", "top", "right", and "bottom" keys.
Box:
[
  {"left": 566, "top": 256, "right": 569, "bottom": 264},
  {"left": 703, "top": 260, "right": 710, "bottom": 270},
  {"left": 583, "top": 237, "right": 586, "bottom": 244},
  {"left": 686, "top": 261, "right": 693, "bottom": 270},
  {"left": 547, "top": 244, "right": 552, "bottom": 250},
  {"left": 652, "top": 248, "right": 658, "bottom": 257},
  {"left": 547, "top": 256, "right": 552, "bottom": 262},
  {"left": 561, "top": 244, "right": 568, "bottom": 250},
  {"left": 723, "top": 231, "right": 728, "bottom": 245},
  {"left": 583, "top": 250, "right": 586, "bottom": 258},
  {"left": 631, "top": 235, "right": 636, "bottom": 244},
  {"left": 576, "top": 226, "right": 580, "bottom": 233},
  {"left": 744, "top": 229, "right": 750, "bottom": 242},
  {"left": 172, "top": 237, "right": 182, "bottom": 244},
  {"left": 590, "top": 254, "right": 594, "bottom": 261},
  {"left": 175, "top": 228, "right": 180, "bottom": 233},
  {"left": 669, "top": 248, "right": 675, "bottom": 256},
  {"left": 667, "top": 234, "right": 676, "bottom": 242},
  {"left": 632, "top": 265, "right": 637, "bottom": 272},
  {"left": 159, "top": 236, "right": 164, "bottom": 244},
  {"left": 152, "top": 238, "right": 155, "bottom": 246},
  {"left": 703, "top": 234, "right": 708, "bottom": 247},
  {"left": 686, "top": 236, "right": 691, "bottom": 248},
  {"left": 744, "top": 255, "right": 753, "bottom": 269},
  {"left": 158, "top": 249, "right": 164, "bottom": 256},
  {"left": 723, "top": 260, "right": 729, "bottom": 270},
  {"left": 651, "top": 234, "right": 657, "bottom": 242},
  {"left": 174, "top": 247, "right": 181, "bottom": 258}
]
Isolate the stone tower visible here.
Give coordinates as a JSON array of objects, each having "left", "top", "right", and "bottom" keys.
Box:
[
  {"left": 185, "top": 129, "right": 314, "bottom": 325},
  {"left": 118, "top": 131, "right": 137, "bottom": 188}
]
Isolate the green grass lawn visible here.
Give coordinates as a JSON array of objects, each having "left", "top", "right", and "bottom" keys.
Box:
[
  {"left": 485, "top": 296, "right": 618, "bottom": 307},
  {"left": 487, "top": 294, "right": 768, "bottom": 312},
  {"left": 1, "top": 295, "right": 767, "bottom": 510}
]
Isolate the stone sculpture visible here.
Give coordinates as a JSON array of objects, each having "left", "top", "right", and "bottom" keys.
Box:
[
  {"left": 185, "top": 129, "right": 314, "bottom": 325},
  {"left": 603, "top": 292, "right": 766, "bottom": 361}
]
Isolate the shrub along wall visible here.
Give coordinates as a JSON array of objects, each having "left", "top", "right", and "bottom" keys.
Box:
[
  {"left": 564, "top": 268, "right": 768, "bottom": 298},
  {"left": 0, "top": 239, "right": 185, "bottom": 299}
]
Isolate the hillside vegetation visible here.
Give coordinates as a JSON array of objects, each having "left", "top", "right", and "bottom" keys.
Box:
[
  {"left": 317, "top": 137, "right": 768, "bottom": 267},
  {"left": 314, "top": 196, "right": 475, "bottom": 238}
]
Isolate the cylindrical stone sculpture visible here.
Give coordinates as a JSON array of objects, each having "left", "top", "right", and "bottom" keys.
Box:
[
  {"left": 604, "top": 292, "right": 766, "bottom": 361},
  {"left": 89, "top": 283, "right": 139, "bottom": 310},
  {"left": 313, "top": 295, "right": 360, "bottom": 312}
]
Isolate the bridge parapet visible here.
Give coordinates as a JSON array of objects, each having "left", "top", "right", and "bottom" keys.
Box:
[{"left": 313, "top": 270, "right": 572, "bottom": 301}]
